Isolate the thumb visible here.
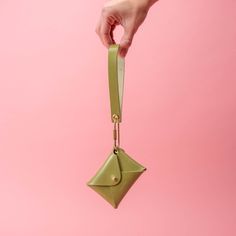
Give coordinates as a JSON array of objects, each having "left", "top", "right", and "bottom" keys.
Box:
[{"left": 119, "top": 27, "right": 135, "bottom": 57}]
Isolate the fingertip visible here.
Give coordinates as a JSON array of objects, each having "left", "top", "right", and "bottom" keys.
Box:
[
  {"left": 104, "top": 37, "right": 117, "bottom": 48},
  {"left": 101, "top": 34, "right": 115, "bottom": 48},
  {"left": 104, "top": 40, "right": 115, "bottom": 49},
  {"left": 119, "top": 48, "right": 128, "bottom": 58}
]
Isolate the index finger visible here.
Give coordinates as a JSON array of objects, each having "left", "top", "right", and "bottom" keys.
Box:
[{"left": 100, "top": 16, "right": 116, "bottom": 48}]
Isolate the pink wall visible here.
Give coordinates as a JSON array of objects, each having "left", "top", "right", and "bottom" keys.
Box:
[{"left": 0, "top": 0, "right": 235, "bottom": 235}]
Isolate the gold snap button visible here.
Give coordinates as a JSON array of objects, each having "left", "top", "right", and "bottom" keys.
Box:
[{"left": 111, "top": 175, "right": 118, "bottom": 182}]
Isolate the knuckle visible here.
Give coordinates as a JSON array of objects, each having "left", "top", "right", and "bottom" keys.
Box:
[
  {"left": 123, "top": 39, "right": 132, "bottom": 47},
  {"left": 95, "top": 24, "right": 101, "bottom": 35},
  {"left": 101, "top": 6, "right": 110, "bottom": 16},
  {"left": 101, "top": 7, "right": 107, "bottom": 15}
]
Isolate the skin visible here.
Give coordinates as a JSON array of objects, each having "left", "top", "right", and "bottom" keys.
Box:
[{"left": 96, "top": 0, "right": 158, "bottom": 57}]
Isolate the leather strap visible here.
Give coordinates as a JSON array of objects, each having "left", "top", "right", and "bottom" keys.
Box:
[{"left": 108, "top": 44, "right": 125, "bottom": 123}]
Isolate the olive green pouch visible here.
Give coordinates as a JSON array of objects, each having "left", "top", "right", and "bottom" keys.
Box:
[{"left": 87, "top": 44, "right": 146, "bottom": 208}]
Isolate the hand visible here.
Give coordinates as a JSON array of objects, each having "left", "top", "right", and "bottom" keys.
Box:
[{"left": 95, "top": 0, "right": 152, "bottom": 57}]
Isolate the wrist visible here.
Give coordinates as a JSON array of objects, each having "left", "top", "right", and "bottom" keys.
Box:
[
  {"left": 139, "top": 0, "right": 158, "bottom": 8},
  {"left": 130, "top": 0, "right": 158, "bottom": 11}
]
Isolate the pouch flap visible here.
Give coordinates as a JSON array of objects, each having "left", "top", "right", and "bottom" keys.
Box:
[
  {"left": 87, "top": 152, "right": 121, "bottom": 187},
  {"left": 115, "top": 147, "right": 147, "bottom": 172}
]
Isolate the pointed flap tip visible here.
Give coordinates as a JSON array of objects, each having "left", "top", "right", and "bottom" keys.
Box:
[
  {"left": 142, "top": 167, "right": 147, "bottom": 172},
  {"left": 87, "top": 153, "right": 122, "bottom": 187}
]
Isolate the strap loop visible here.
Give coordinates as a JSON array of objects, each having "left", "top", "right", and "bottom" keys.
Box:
[{"left": 108, "top": 44, "right": 125, "bottom": 123}]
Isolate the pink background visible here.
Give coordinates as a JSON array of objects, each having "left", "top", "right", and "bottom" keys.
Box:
[{"left": 0, "top": 0, "right": 236, "bottom": 235}]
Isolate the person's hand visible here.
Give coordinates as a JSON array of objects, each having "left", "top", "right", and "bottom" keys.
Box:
[{"left": 95, "top": 0, "right": 154, "bottom": 57}]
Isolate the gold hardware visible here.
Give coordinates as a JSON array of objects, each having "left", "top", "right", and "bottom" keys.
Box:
[
  {"left": 112, "top": 114, "right": 120, "bottom": 149},
  {"left": 111, "top": 175, "right": 118, "bottom": 182},
  {"left": 112, "top": 114, "right": 119, "bottom": 122},
  {"left": 113, "top": 148, "right": 118, "bottom": 154}
]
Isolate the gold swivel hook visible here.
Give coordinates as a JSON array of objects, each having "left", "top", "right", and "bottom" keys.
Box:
[{"left": 112, "top": 114, "right": 120, "bottom": 152}]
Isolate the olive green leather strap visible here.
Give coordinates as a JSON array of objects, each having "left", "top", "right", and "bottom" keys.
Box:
[{"left": 108, "top": 44, "right": 125, "bottom": 123}]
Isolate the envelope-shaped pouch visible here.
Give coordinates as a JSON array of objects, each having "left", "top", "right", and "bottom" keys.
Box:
[{"left": 87, "top": 147, "right": 146, "bottom": 208}]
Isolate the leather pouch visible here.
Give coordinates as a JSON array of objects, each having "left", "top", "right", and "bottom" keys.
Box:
[{"left": 87, "top": 44, "right": 146, "bottom": 208}]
